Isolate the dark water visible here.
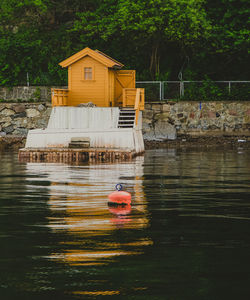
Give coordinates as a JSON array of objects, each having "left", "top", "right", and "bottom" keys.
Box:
[{"left": 0, "top": 149, "right": 250, "bottom": 300}]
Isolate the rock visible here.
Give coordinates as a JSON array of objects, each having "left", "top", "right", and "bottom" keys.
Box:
[
  {"left": 144, "top": 120, "right": 176, "bottom": 141},
  {"left": 13, "top": 104, "right": 26, "bottom": 113},
  {"left": 13, "top": 118, "right": 28, "bottom": 127},
  {"left": 12, "top": 112, "right": 26, "bottom": 118},
  {"left": 208, "top": 111, "right": 216, "bottom": 119},
  {"left": 38, "top": 104, "right": 45, "bottom": 111},
  {"left": 3, "top": 125, "right": 14, "bottom": 134},
  {"left": 0, "top": 131, "right": 6, "bottom": 136},
  {"left": 180, "top": 117, "right": 187, "bottom": 123},
  {"left": 2, "top": 122, "right": 12, "bottom": 128},
  {"left": 0, "top": 108, "right": 15, "bottom": 116},
  {"left": 0, "top": 104, "right": 5, "bottom": 112},
  {"left": 229, "top": 110, "right": 237, "bottom": 116},
  {"left": 13, "top": 128, "right": 28, "bottom": 136},
  {"left": 26, "top": 108, "right": 40, "bottom": 118},
  {"left": 37, "top": 119, "right": 48, "bottom": 128},
  {"left": 189, "top": 112, "right": 195, "bottom": 119},
  {"left": 162, "top": 104, "right": 171, "bottom": 112},
  {"left": 142, "top": 110, "right": 154, "bottom": 119},
  {"left": 77, "top": 102, "right": 96, "bottom": 107},
  {"left": 0, "top": 116, "right": 12, "bottom": 124},
  {"left": 151, "top": 104, "right": 162, "bottom": 112},
  {"left": 155, "top": 112, "right": 170, "bottom": 120}
]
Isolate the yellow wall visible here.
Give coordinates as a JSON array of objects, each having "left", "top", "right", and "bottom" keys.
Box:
[{"left": 68, "top": 56, "right": 109, "bottom": 107}]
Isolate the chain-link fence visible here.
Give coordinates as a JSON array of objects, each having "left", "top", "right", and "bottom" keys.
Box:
[{"left": 136, "top": 81, "right": 250, "bottom": 101}]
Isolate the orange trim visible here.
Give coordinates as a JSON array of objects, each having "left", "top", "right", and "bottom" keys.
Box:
[{"left": 59, "top": 47, "right": 124, "bottom": 68}]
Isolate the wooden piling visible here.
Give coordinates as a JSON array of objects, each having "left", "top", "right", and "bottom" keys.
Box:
[{"left": 18, "top": 147, "right": 143, "bottom": 163}]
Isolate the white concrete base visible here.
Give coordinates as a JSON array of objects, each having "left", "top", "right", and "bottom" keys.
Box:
[
  {"left": 25, "top": 128, "right": 144, "bottom": 153},
  {"left": 25, "top": 107, "right": 144, "bottom": 153}
]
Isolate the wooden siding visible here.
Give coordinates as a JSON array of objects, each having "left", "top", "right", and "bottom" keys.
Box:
[{"left": 68, "top": 56, "right": 107, "bottom": 107}]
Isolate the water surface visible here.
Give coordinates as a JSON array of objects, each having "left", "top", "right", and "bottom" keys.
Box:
[{"left": 0, "top": 149, "right": 250, "bottom": 299}]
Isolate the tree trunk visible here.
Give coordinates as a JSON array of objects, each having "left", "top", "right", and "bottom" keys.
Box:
[{"left": 150, "top": 43, "right": 160, "bottom": 79}]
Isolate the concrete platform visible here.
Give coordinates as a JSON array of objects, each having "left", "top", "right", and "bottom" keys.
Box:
[{"left": 20, "top": 106, "right": 145, "bottom": 162}]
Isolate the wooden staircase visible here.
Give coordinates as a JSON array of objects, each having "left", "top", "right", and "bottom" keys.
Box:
[{"left": 118, "top": 108, "right": 135, "bottom": 128}]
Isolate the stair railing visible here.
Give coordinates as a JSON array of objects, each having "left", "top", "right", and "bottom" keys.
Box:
[
  {"left": 122, "top": 88, "right": 145, "bottom": 126},
  {"left": 134, "top": 88, "right": 140, "bottom": 125}
]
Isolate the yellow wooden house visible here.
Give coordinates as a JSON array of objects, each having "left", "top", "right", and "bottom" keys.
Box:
[
  {"left": 52, "top": 47, "right": 144, "bottom": 115},
  {"left": 21, "top": 48, "right": 145, "bottom": 160}
]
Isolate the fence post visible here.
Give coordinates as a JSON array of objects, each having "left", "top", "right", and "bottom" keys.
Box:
[
  {"left": 162, "top": 81, "right": 164, "bottom": 100},
  {"left": 159, "top": 81, "right": 162, "bottom": 101},
  {"left": 180, "top": 81, "right": 184, "bottom": 97},
  {"left": 27, "top": 72, "right": 29, "bottom": 87},
  {"left": 229, "top": 82, "right": 231, "bottom": 94}
]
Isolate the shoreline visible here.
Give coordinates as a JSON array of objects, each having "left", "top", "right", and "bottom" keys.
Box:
[
  {"left": 1, "top": 135, "right": 250, "bottom": 152},
  {"left": 145, "top": 134, "right": 250, "bottom": 150}
]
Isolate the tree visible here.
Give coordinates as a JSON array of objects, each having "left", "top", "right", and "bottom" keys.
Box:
[{"left": 73, "top": 0, "right": 211, "bottom": 79}]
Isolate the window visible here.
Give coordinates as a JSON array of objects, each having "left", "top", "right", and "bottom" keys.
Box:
[{"left": 84, "top": 67, "right": 92, "bottom": 80}]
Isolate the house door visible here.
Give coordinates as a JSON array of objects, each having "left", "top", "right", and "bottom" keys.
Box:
[{"left": 114, "top": 70, "right": 135, "bottom": 106}]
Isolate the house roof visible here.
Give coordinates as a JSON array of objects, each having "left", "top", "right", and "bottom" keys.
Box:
[{"left": 59, "top": 47, "right": 124, "bottom": 68}]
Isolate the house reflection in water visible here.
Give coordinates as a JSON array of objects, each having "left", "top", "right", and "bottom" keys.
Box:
[{"left": 25, "top": 156, "right": 152, "bottom": 267}]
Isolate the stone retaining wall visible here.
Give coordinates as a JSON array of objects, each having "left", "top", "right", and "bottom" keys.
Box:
[
  {"left": 0, "top": 101, "right": 250, "bottom": 140},
  {"left": 0, "top": 86, "right": 53, "bottom": 102},
  {"left": 0, "top": 103, "right": 51, "bottom": 136},
  {"left": 143, "top": 101, "right": 250, "bottom": 140}
]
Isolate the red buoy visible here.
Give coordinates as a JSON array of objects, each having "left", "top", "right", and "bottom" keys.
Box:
[
  {"left": 108, "top": 184, "right": 131, "bottom": 205},
  {"left": 108, "top": 204, "right": 131, "bottom": 216}
]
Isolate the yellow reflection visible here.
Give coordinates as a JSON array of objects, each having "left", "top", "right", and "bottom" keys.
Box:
[
  {"left": 25, "top": 157, "right": 152, "bottom": 267},
  {"left": 73, "top": 290, "right": 120, "bottom": 296}
]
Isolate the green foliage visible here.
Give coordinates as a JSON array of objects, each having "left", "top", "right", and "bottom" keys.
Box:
[
  {"left": 33, "top": 87, "right": 41, "bottom": 101},
  {"left": 181, "top": 80, "right": 250, "bottom": 101},
  {"left": 0, "top": 0, "right": 249, "bottom": 98}
]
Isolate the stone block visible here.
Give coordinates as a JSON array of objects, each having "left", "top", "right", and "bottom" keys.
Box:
[
  {"left": 37, "top": 119, "right": 48, "bottom": 128},
  {"left": 13, "top": 118, "right": 28, "bottom": 127},
  {"left": 162, "top": 104, "right": 170, "bottom": 112},
  {"left": 38, "top": 104, "right": 46, "bottom": 111},
  {"left": 151, "top": 104, "right": 162, "bottom": 112},
  {"left": 142, "top": 119, "right": 152, "bottom": 125},
  {"left": 26, "top": 108, "right": 40, "bottom": 118},
  {"left": 144, "top": 103, "right": 152, "bottom": 110},
  {"left": 189, "top": 112, "right": 195, "bottom": 119},
  {"left": 13, "top": 128, "right": 29, "bottom": 136},
  {"left": 13, "top": 112, "right": 26, "bottom": 118},
  {"left": 155, "top": 120, "right": 176, "bottom": 140},
  {"left": 0, "top": 104, "right": 6, "bottom": 112},
  {"left": 3, "top": 125, "right": 14, "bottom": 134},
  {"left": 0, "top": 116, "right": 12, "bottom": 124},
  {"left": 208, "top": 111, "right": 216, "bottom": 119},
  {"left": 13, "top": 104, "right": 26, "bottom": 113},
  {"left": 0, "top": 108, "right": 15, "bottom": 116},
  {"left": 142, "top": 110, "right": 154, "bottom": 119},
  {"left": 155, "top": 112, "right": 170, "bottom": 120},
  {"left": 229, "top": 110, "right": 237, "bottom": 116}
]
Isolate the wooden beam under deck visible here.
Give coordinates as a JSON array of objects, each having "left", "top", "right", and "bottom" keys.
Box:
[{"left": 18, "top": 148, "right": 143, "bottom": 163}]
